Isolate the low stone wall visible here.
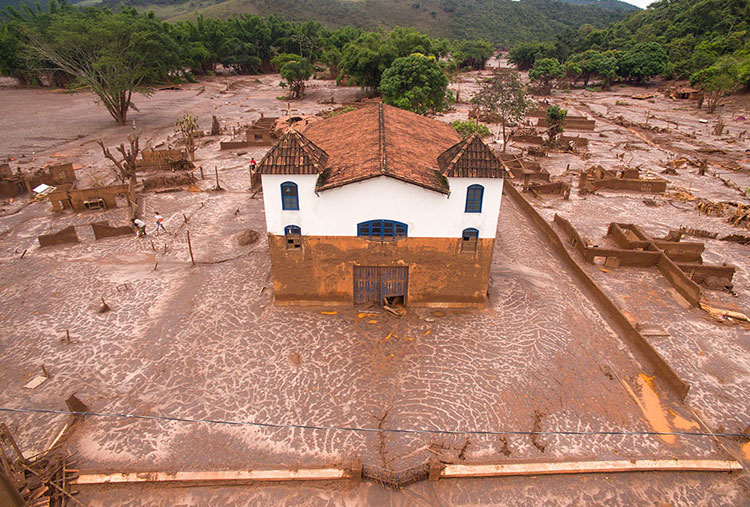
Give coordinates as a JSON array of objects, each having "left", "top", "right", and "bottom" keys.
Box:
[{"left": 506, "top": 184, "right": 690, "bottom": 399}]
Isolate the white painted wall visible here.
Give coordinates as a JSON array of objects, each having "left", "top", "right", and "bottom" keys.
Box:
[{"left": 261, "top": 174, "right": 503, "bottom": 239}]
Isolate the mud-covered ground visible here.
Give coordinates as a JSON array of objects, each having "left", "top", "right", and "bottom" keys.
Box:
[{"left": 1, "top": 60, "right": 749, "bottom": 505}]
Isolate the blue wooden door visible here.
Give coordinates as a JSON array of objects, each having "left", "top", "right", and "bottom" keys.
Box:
[
  {"left": 353, "top": 266, "right": 408, "bottom": 305},
  {"left": 381, "top": 267, "right": 408, "bottom": 301},
  {"left": 353, "top": 266, "right": 380, "bottom": 304}
]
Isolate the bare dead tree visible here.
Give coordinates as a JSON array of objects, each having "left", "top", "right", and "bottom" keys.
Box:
[{"left": 97, "top": 133, "right": 140, "bottom": 187}]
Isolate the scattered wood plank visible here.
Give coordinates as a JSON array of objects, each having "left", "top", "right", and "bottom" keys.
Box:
[
  {"left": 441, "top": 459, "right": 743, "bottom": 478},
  {"left": 72, "top": 467, "right": 350, "bottom": 485}
]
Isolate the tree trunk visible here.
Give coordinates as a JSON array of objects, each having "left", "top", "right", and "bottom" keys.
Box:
[{"left": 501, "top": 122, "right": 507, "bottom": 152}]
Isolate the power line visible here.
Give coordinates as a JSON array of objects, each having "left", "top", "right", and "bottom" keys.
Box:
[{"left": 1, "top": 406, "right": 748, "bottom": 439}]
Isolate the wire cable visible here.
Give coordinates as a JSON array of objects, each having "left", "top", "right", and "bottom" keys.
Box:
[{"left": 1, "top": 406, "right": 748, "bottom": 439}]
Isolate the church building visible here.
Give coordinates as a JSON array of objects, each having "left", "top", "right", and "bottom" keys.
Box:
[{"left": 258, "top": 103, "right": 507, "bottom": 307}]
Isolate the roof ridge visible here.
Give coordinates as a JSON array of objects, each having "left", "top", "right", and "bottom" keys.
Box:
[{"left": 378, "top": 103, "right": 387, "bottom": 175}]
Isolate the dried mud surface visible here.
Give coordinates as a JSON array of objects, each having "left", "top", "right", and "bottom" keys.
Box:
[{"left": 1, "top": 62, "right": 749, "bottom": 504}]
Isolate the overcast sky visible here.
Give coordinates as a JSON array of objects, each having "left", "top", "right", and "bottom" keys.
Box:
[{"left": 623, "top": 0, "right": 657, "bottom": 9}]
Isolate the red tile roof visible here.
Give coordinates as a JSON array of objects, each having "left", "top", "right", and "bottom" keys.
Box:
[
  {"left": 256, "top": 129, "right": 328, "bottom": 175},
  {"left": 305, "top": 103, "right": 459, "bottom": 194},
  {"left": 438, "top": 134, "right": 508, "bottom": 178},
  {"left": 259, "top": 103, "right": 505, "bottom": 194}
]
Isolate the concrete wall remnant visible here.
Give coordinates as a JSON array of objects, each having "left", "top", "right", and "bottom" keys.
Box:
[
  {"left": 48, "top": 183, "right": 130, "bottom": 212},
  {"left": 137, "top": 149, "right": 188, "bottom": 171},
  {"left": 555, "top": 217, "right": 737, "bottom": 305},
  {"left": 38, "top": 226, "right": 79, "bottom": 247},
  {"left": 1, "top": 162, "right": 77, "bottom": 199},
  {"left": 92, "top": 221, "right": 133, "bottom": 240},
  {"left": 24, "top": 163, "right": 77, "bottom": 194},
  {"left": 580, "top": 166, "right": 667, "bottom": 194},
  {"left": 536, "top": 116, "right": 596, "bottom": 131},
  {"left": 528, "top": 181, "right": 571, "bottom": 199},
  {"left": 220, "top": 116, "right": 279, "bottom": 150}
]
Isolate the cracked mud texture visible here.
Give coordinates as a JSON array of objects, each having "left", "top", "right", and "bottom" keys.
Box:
[{"left": 1, "top": 64, "right": 749, "bottom": 504}]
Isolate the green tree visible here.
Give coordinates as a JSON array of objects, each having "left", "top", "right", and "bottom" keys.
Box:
[
  {"left": 470, "top": 70, "right": 532, "bottom": 152},
  {"left": 616, "top": 42, "right": 668, "bottom": 83},
  {"left": 20, "top": 8, "right": 180, "bottom": 124},
  {"left": 379, "top": 53, "right": 450, "bottom": 114},
  {"left": 567, "top": 49, "right": 618, "bottom": 88},
  {"left": 451, "top": 39, "right": 494, "bottom": 70},
  {"left": 529, "top": 58, "right": 564, "bottom": 94},
  {"left": 339, "top": 32, "right": 397, "bottom": 92},
  {"left": 509, "top": 41, "right": 556, "bottom": 70},
  {"left": 545, "top": 105, "right": 567, "bottom": 147},
  {"left": 691, "top": 56, "right": 740, "bottom": 113},
  {"left": 452, "top": 120, "right": 491, "bottom": 138},
  {"left": 279, "top": 57, "right": 314, "bottom": 99}
]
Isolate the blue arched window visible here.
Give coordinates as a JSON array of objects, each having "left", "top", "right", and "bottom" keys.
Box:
[
  {"left": 357, "top": 220, "right": 408, "bottom": 240},
  {"left": 461, "top": 228, "right": 479, "bottom": 252},
  {"left": 281, "top": 181, "right": 299, "bottom": 210},
  {"left": 284, "top": 224, "right": 301, "bottom": 249},
  {"left": 465, "top": 184, "right": 484, "bottom": 213}
]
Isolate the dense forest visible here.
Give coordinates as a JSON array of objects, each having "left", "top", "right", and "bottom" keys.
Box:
[
  {"left": 509, "top": 0, "right": 750, "bottom": 80},
  {"left": 507, "top": 0, "right": 749, "bottom": 109},
  {"left": 92, "top": 0, "right": 636, "bottom": 48}
]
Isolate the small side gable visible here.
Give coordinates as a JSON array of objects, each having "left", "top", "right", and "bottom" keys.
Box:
[
  {"left": 257, "top": 129, "right": 329, "bottom": 175},
  {"left": 438, "top": 134, "right": 507, "bottom": 179}
]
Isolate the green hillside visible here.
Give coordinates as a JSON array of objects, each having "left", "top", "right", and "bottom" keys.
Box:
[
  {"left": 560, "top": 0, "right": 638, "bottom": 11},
  {"left": 106, "top": 0, "right": 637, "bottom": 47},
  {"left": 550, "top": 0, "right": 750, "bottom": 77}
]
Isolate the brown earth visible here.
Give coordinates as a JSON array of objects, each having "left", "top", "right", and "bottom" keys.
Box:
[{"left": 0, "top": 58, "right": 749, "bottom": 504}]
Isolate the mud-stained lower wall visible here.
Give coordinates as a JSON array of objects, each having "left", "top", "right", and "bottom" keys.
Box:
[{"left": 267, "top": 235, "right": 494, "bottom": 307}]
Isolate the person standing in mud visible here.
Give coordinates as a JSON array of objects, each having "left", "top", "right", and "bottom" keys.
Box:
[
  {"left": 154, "top": 211, "right": 167, "bottom": 234},
  {"left": 132, "top": 218, "right": 147, "bottom": 238},
  {"left": 249, "top": 157, "right": 256, "bottom": 176}
]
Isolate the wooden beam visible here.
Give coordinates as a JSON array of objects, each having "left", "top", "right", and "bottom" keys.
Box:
[
  {"left": 72, "top": 468, "right": 350, "bottom": 485},
  {"left": 441, "top": 460, "right": 743, "bottom": 479}
]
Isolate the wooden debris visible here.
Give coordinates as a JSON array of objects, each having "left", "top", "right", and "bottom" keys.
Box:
[
  {"left": 440, "top": 459, "right": 742, "bottom": 479},
  {"left": 72, "top": 467, "right": 350, "bottom": 485},
  {"left": 23, "top": 365, "right": 49, "bottom": 389},
  {"left": 699, "top": 302, "right": 750, "bottom": 323},
  {"left": 697, "top": 200, "right": 726, "bottom": 216},
  {"left": 680, "top": 227, "right": 718, "bottom": 239},
  {"left": 383, "top": 305, "right": 406, "bottom": 317},
  {"left": 720, "top": 233, "right": 750, "bottom": 245},
  {"left": 0, "top": 423, "right": 80, "bottom": 506}
]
